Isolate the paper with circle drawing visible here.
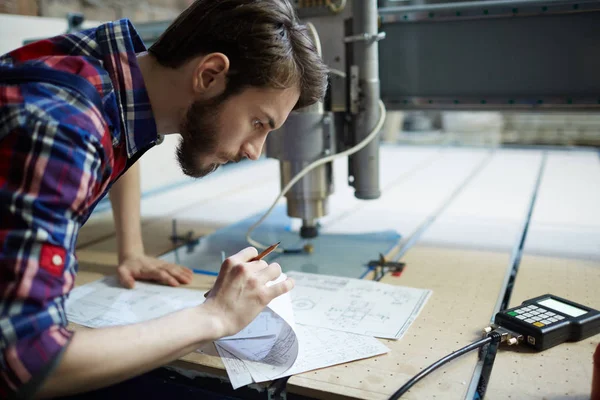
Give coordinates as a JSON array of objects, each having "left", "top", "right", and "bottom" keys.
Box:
[
  {"left": 215, "top": 273, "right": 300, "bottom": 381},
  {"left": 216, "top": 322, "right": 391, "bottom": 389},
  {"left": 214, "top": 274, "right": 394, "bottom": 389},
  {"left": 286, "top": 271, "right": 432, "bottom": 339},
  {"left": 219, "top": 273, "right": 295, "bottom": 340}
]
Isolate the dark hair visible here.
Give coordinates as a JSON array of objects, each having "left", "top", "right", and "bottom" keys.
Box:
[{"left": 148, "top": 0, "right": 328, "bottom": 109}]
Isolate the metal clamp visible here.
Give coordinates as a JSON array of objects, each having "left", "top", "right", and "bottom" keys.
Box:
[
  {"left": 368, "top": 253, "right": 405, "bottom": 281},
  {"left": 344, "top": 31, "right": 386, "bottom": 43},
  {"left": 169, "top": 219, "right": 200, "bottom": 253}
]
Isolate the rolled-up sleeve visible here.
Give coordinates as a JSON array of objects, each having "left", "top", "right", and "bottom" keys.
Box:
[{"left": 0, "top": 103, "right": 104, "bottom": 399}]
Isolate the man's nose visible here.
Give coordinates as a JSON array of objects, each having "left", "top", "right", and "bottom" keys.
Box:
[{"left": 245, "top": 133, "right": 269, "bottom": 160}]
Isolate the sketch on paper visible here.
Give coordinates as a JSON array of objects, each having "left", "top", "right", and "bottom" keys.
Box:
[{"left": 287, "top": 271, "right": 432, "bottom": 339}]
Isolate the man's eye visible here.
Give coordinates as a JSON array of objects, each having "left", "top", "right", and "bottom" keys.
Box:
[{"left": 253, "top": 119, "right": 263, "bottom": 129}]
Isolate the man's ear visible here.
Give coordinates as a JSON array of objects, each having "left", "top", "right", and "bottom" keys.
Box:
[{"left": 193, "top": 53, "right": 229, "bottom": 97}]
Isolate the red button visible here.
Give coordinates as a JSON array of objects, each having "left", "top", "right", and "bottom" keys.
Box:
[{"left": 40, "top": 244, "right": 66, "bottom": 277}]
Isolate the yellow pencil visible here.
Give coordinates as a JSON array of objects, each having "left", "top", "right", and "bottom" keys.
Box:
[{"left": 204, "top": 242, "right": 280, "bottom": 298}]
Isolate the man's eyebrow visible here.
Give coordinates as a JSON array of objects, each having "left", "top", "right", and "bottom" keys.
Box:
[{"left": 260, "top": 108, "right": 276, "bottom": 130}]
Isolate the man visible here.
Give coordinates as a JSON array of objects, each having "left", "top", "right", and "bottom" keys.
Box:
[{"left": 0, "top": 0, "right": 328, "bottom": 398}]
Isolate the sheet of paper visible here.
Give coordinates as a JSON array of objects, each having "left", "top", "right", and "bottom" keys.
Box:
[
  {"left": 286, "top": 271, "right": 432, "bottom": 339},
  {"left": 219, "top": 273, "right": 296, "bottom": 341},
  {"left": 67, "top": 273, "right": 294, "bottom": 342},
  {"left": 217, "top": 305, "right": 299, "bottom": 381},
  {"left": 65, "top": 276, "right": 206, "bottom": 328},
  {"left": 215, "top": 344, "right": 254, "bottom": 390},
  {"left": 220, "top": 323, "right": 390, "bottom": 385},
  {"left": 220, "top": 310, "right": 281, "bottom": 340}
]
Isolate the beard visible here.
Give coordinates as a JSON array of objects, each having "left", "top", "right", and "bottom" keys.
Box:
[{"left": 176, "top": 92, "right": 235, "bottom": 178}]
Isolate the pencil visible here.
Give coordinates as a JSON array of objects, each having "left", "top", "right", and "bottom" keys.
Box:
[
  {"left": 204, "top": 242, "right": 281, "bottom": 298},
  {"left": 249, "top": 241, "right": 280, "bottom": 262}
]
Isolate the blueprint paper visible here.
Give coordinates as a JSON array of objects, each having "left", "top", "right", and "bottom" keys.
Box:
[
  {"left": 66, "top": 273, "right": 399, "bottom": 390},
  {"left": 217, "top": 323, "right": 390, "bottom": 387},
  {"left": 215, "top": 345, "right": 255, "bottom": 389},
  {"left": 220, "top": 273, "right": 294, "bottom": 341},
  {"left": 215, "top": 274, "right": 392, "bottom": 389},
  {"left": 216, "top": 273, "right": 300, "bottom": 382},
  {"left": 66, "top": 275, "right": 305, "bottom": 388},
  {"left": 66, "top": 275, "right": 294, "bottom": 342},
  {"left": 286, "top": 271, "right": 432, "bottom": 340},
  {"left": 65, "top": 276, "right": 206, "bottom": 327}
]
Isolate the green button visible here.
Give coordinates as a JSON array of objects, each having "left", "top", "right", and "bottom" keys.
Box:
[{"left": 508, "top": 311, "right": 518, "bottom": 316}]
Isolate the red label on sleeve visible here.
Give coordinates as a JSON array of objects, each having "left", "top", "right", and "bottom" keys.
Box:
[{"left": 40, "top": 244, "right": 67, "bottom": 277}]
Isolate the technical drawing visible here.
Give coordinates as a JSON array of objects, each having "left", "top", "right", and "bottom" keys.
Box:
[{"left": 292, "top": 298, "right": 316, "bottom": 311}]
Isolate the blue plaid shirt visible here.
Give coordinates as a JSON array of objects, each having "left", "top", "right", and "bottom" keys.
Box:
[{"left": 0, "top": 19, "right": 159, "bottom": 398}]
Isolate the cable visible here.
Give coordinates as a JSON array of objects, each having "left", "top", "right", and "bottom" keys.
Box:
[
  {"left": 305, "top": 22, "right": 322, "bottom": 59},
  {"left": 246, "top": 99, "right": 387, "bottom": 252},
  {"left": 328, "top": 68, "right": 346, "bottom": 78},
  {"left": 388, "top": 333, "right": 501, "bottom": 400}
]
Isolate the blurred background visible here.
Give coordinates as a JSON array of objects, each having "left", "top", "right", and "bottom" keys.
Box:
[{"left": 1, "top": 0, "right": 599, "bottom": 197}]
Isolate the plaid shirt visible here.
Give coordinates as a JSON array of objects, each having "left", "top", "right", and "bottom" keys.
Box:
[{"left": 0, "top": 19, "right": 159, "bottom": 398}]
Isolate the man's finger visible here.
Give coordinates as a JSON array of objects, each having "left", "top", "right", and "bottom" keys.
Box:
[
  {"left": 266, "top": 277, "right": 294, "bottom": 299},
  {"left": 258, "top": 263, "right": 283, "bottom": 285},
  {"left": 245, "top": 259, "right": 269, "bottom": 274},
  {"left": 117, "top": 266, "right": 136, "bottom": 289},
  {"left": 165, "top": 265, "right": 192, "bottom": 284},
  {"left": 181, "top": 266, "right": 194, "bottom": 279},
  {"left": 149, "top": 269, "right": 179, "bottom": 287},
  {"left": 228, "top": 247, "right": 258, "bottom": 265}
]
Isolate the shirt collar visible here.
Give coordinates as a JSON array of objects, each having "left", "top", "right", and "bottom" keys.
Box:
[{"left": 95, "top": 19, "right": 159, "bottom": 158}]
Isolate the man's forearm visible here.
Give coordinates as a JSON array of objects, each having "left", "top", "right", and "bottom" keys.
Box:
[
  {"left": 109, "top": 162, "right": 144, "bottom": 261},
  {"left": 36, "top": 304, "right": 223, "bottom": 399}
]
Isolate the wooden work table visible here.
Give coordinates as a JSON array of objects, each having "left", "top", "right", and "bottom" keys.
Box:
[
  {"left": 72, "top": 244, "right": 513, "bottom": 400},
  {"left": 285, "top": 245, "right": 511, "bottom": 400}
]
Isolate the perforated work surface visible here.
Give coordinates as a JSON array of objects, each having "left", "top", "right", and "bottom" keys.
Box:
[
  {"left": 286, "top": 246, "right": 510, "bottom": 400},
  {"left": 486, "top": 255, "right": 600, "bottom": 399}
]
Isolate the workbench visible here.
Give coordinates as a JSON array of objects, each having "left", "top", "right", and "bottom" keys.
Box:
[
  {"left": 485, "top": 150, "right": 600, "bottom": 399},
  {"left": 74, "top": 145, "right": 600, "bottom": 399}
]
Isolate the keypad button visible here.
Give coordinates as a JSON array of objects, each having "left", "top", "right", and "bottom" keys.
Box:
[
  {"left": 530, "top": 306, "right": 539, "bottom": 310},
  {"left": 523, "top": 313, "right": 532, "bottom": 318},
  {"left": 556, "top": 315, "right": 565, "bottom": 320},
  {"left": 549, "top": 318, "right": 558, "bottom": 322},
  {"left": 525, "top": 318, "right": 535, "bottom": 323},
  {"left": 515, "top": 309, "right": 524, "bottom": 314},
  {"left": 517, "top": 315, "right": 527, "bottom": 320},
  {"left": 541, "top": 319, "right": 551, "bottom": 324},
  {"left": 533, "top": 322, "right": 545, "bottom": 327}
]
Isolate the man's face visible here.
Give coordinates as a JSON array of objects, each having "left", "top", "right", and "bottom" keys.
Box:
[{"left": 176, "top": 86, "right": 300, "bottom": 178}]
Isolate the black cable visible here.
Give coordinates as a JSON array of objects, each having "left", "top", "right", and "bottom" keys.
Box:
[
  {"left": 475, "top": 332, "right": 502, "bottom": 398},
  {"left": 388, "top": 333, "right": 502, "bottom": 400}
]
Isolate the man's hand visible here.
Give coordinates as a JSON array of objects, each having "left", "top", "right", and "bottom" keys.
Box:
[
  {"left": 117, "top": 254, "right": 194, "bottom": 289},
  {"left": 203, "top": 247, "right": 294, "bottom": 338}
]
